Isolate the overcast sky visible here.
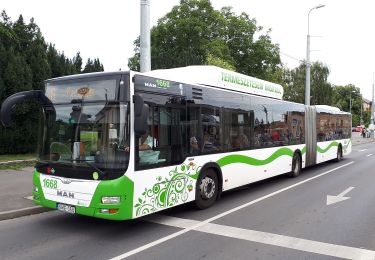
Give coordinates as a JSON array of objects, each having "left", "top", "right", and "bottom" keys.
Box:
[{"left": 2, "top": 0, "right": 375, "bottom": 100}]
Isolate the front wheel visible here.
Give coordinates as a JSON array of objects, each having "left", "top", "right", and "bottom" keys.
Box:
[
  {"left": 195, "top": 169, "right": 219, "bottom": 210},
  {"left": 288, "top": 153, "right": 302, "bottom": 178}
]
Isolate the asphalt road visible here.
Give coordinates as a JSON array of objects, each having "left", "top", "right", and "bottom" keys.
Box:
[{"left": 1, "top": 142, "right": 375, "bottom": 260}]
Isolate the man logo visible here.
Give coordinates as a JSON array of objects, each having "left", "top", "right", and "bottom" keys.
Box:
[
  {"left": 57, "top": 190, "right": 74, "bottom": 199},
  {"left": 61, "top": 178, "right": 72, "bottom": 184}
]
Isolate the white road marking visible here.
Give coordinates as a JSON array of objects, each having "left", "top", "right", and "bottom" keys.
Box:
[
  {"left": 358, "top": 149, "right": 367, "bottom": 152},
  {"left": 326, "top": 187, "right": 354, "bottom": 206},
  {"left": 366, "top": 154, "right": 373, "bottom": 157},
  {"left": 109, "top": 161, "right": 354, "bottom": 260},
  {"left": 148, "top": 215, "right": 375, "bottom": 260},
  {"left": 24, "top": 196, "right": 33, "bottom": 201}
]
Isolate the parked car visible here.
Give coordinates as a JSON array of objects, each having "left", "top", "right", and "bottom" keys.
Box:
[{"left": 352, "top": 126, "right": 364, "bottom": 132}]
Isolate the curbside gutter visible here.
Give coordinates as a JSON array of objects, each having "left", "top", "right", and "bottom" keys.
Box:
[{"left": 0, "top": 206, "right": 51, "bottom": 221}]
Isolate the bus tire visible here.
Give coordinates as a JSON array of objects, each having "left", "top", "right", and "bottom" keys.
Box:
[
  {"left": 288, "top": 153, "right": 302, "bottom": 178},
  {"left": 335, "top": 145, "right": 343, "bottom": 162},
  {"left": 195, "top": 169, "right": 219, "bottom": 210}
]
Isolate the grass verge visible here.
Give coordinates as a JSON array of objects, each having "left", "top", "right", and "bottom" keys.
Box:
[
  {"left": 0, "top": 154, "right": 36, "bottom": 162},
  {"left": 0, "top": 161, "right": 36, "bottom": 170}
]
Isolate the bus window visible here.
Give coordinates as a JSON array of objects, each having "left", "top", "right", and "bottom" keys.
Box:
[
  {"left": 200, "top": 106, "right": 221, "bottom": 154},
  {"left": 135, "top": 94, "right": 187, "bottom": 170}
]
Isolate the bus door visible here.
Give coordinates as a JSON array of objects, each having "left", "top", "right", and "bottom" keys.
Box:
[{"left": 304, "top": 106, "right": 317, "bottom": 167}]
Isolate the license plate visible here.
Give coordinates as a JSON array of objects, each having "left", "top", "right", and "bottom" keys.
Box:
[{"left": 57, "top": 203, "right": 76, "bottom": 214}]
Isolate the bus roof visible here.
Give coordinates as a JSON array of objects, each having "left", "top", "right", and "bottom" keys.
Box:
[
  {"left": 144, "top": 65, "right": 284, "bottom": 100},
  {"left": 44, "top": 71, "right": 127, "bottom": 83}
]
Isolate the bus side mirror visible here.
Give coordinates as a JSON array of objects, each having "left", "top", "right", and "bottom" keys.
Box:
[
  {"left": 0, "top": 90, "right": 55, "bottom": 127},
  {"left": 133, "top": 94, "right": 149, "bottom": 136}
]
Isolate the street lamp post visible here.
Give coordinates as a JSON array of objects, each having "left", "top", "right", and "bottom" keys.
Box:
[
  {"left": 140, "top": 0, "right": 151, "bottom": 72},
  {"left": 360, "top": 93, "right": 363, "bottom": 125},
  {"left": 305, "top": 4, "right": 325, "bottom": 106},
  {"left": 349, "top": 90, "right": 356, "bottom": 115},
  {"left": 371, "top": 73, "right": 375, "bottom": 138}
]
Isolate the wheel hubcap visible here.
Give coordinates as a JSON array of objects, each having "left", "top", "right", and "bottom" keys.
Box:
[{"left": 200, "top": 177, "right": 216, "bottom": 199}]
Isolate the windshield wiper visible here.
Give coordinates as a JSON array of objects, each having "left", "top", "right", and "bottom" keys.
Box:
[
  {"left": 82, "top": 160, "right": 106, "bottom": 179},
  {"left": 65, "top": 159, "right": 106, "bottom": 179}
]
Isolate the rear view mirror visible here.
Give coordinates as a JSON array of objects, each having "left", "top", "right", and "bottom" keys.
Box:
[
  {"left": 0, "top": 90, "right": 55, "bottom": 127},
  {"left": 133, "top": 94, "right": 149, "bottom": 136}
]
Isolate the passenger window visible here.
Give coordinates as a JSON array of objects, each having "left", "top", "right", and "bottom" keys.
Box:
[{"left": 135, "top": 95, "right": 187, "bottom": 170}]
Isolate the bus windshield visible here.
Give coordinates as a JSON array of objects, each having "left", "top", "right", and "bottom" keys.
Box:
[
  {"left": 37, "top": 75, "right": 130, "bottom": 180},
  {"left": 38, "top": 102, "right": 129, "bottom": 180}
]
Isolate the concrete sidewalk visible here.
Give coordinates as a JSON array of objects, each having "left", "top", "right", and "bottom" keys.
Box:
[
  {"left": 351, "top": 131, "right": 375, "bottom": 146},
  {"left": 0, "top": 167, "right": 49, "bottom": 220},
  {"left": 0, "top": 133, "right": 373, "bottom": 221}
]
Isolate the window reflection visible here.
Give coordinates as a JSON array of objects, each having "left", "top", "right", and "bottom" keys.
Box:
[{"left": 135, "top": 79, "right": 351, "bottom": 171}]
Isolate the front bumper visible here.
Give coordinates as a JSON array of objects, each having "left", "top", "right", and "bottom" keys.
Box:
[{"left": 33, "top": 171, "right": 134, "bottom": 221}]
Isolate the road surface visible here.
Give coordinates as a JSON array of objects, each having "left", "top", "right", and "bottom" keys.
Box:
[{"left": 1, "top": 141, "right": 375, "bottom": 260}]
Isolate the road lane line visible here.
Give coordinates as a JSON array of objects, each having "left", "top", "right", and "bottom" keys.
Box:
[
  {"left": 109, "top": 161, "right": 354, "bottom": 260},
  {"left": 366, "top": 154, "right": 373, "bottom": 157},
  {"left": 358, "top": 149, "right": 367, "bottom": 152},
  {"left": 148, "top": 215, "right": 375, "bottom": 260}
]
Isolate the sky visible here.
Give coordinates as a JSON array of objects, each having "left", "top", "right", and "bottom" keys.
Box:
[{"left": 2, "top": 0, "right": 375, "bottom": 100}]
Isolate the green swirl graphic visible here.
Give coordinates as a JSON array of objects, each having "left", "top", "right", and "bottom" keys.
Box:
[
  {"left": 134, "top": 163, "right": 199, "bottom": 216},
  {"left": 216, "top": 147, "right": 295, "bottom": 167},
  {"left": 216, "top": 139, "right": 349, "bottom": 168},
  {"left": 316, "top": 141, "right": 338, "bottom": 153}
]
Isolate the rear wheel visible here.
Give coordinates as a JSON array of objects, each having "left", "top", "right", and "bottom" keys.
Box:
[
  {"left": 288, "top": 153, "right": 302, "bottom": 178},
  {"left": 195, "top": 169, "right": 219, "bottom": 209},
  {"left": 335, "top": 146, "right": 343, "bottom": 162}
]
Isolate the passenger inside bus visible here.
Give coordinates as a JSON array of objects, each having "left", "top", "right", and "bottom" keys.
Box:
[
  {"left": 202, "top": 132, "right": 219, "bottom": 153},
  {"left": 189, "top": 136, "right": 200, "bottom": 155},
  {"left": 138, "top": 131, "right": 160, "bottom": 165},
  {"left": 232, "top": 133, "right": 249, "bottom": 150}
]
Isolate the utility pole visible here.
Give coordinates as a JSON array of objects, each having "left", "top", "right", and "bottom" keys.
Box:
[
  {"left": 305, "top": 4, "right": 325, "bottom": 106},
  {"left": 140, "top": 0, "right": 151, "bottom": 72}
]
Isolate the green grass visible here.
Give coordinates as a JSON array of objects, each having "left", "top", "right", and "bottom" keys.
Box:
[
  {"left": 0, "top": 154, "right": 36, "bottom": 170},
  {"left": 0, "top": 153, "right": 36, "bottom": 162},
  {"left": 0, "top": 161, "right": 36, "bottom": 170}
]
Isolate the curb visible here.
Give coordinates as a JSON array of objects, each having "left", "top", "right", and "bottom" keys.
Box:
[
  {"left": 0, "top": 206, "right": 51, "bottom": 221},
  {"left": 352, "top": 139, "right": 375, "bottom": 146},
  {"left": 0, "top": 159, "right": 36, "bottom": 165}
]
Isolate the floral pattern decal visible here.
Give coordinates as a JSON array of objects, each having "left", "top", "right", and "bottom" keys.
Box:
[{"left": 134, "top": 162, "right": 200, "bottom": 217}]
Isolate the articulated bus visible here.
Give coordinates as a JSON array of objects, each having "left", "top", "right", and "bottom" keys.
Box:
[{"left": 0, "top": 66, "right": 351, "bottom": 220}]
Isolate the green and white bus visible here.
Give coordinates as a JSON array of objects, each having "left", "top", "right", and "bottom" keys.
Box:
[{"left": 0, "top": 66, "right": 351, "bottom": 220}]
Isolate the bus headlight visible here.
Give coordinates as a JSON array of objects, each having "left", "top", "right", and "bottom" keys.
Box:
[
  {"left": 101, "top": 196, "right": 120, "bottom": 204},
  {"left": 34, "top": 186, "right": 39, "bottom": 192}
]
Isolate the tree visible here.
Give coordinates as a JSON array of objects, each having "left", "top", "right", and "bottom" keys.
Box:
[
  {"left": 128, "top": 0, "right": 281, "bottom": 80},
  {"left": 205, "top": 53, "right": 235, "bottom": 71},
  {"left": 332, "top": 84, "right": 362, "bottom": 126},
  {"left": 82, "top": 58, "right": 104, "bottom": 73},
  {"left": 283, "top": 62, "right": 333, "bottom": 105},
  {"left": 0, "top": 11, "right": 106, "bottom": 154},
  {"left": 282, "top": 65, "right": 305, "bottom": 103},
  {"left": 220, "top": 7, "right": 280, "bottom": 81},
  {"left": 310, "top": 62, "right": 332, "bottom": 105},
  {"left": 73, "top": 52, "right": 83, "bottom": 72}
]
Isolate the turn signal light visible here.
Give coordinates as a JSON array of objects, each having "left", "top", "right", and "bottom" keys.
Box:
[
  {"left": 100, "top": 208, "right": 119, "bottom": 214},
  {"left": 109, "top": 209, "right": 119, "bottom": 214}
]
